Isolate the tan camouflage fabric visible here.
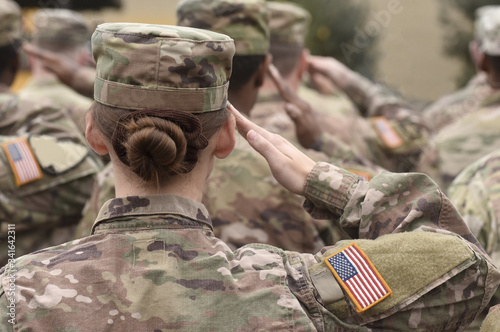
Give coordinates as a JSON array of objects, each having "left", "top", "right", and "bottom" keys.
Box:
[
  {"left": 477, "top": 6, "right": 500, "bottom": 55},
  {"left": 0, "top": 88, "right": 87, "bottom": 143},
  {"left": 481, "top": 304, "right": 500, "bottom": 332},
  {"left": 0, "top": 162, "right": 497, "bottom": 331},
  {"left": 18, "top": 76, "right": 93, "bottom": 133},
  {"left": 0, "top": 135, "right": 101, "bottom": 266},
  {"left": 32, "top": 9, "right": 89, "bottom": 49},
  {"left": 416, "top": 90, "right": 500, "bottom": 190},
  {"left": 92, "top": 23, "right": 235, "bottom": 112},
  {"left": 423, "top": 73, "right": 494, "bottom": 132},
  {"left": 447, "top": 148, "right": 500, "bottom": 329},
  {"left": 0, "top": 0, "right": 21, "bottom": 47},
  {"left": 176, "top": 0, "right": 270, "bottom": 55},
  {"left": 267, "top": 1, "right": 310, "bottom": 47}
]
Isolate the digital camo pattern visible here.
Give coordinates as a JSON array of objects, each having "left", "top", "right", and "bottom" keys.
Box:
[
  {"left": 18, "top": 76, "right": 93, "bottom": 133},
  {"left": 1, "top": 163, "right": 497, "bottom": 331},
  {"left": 0, "top": 0, "right": 21, "bottom": 47},
  {"left": 0, "top": 135, "right": 101, "bottom": 266},
  {"left": 92, "top": 23, "right": 235, "bottom": 112},
  {"left": 176, "top": 0, "right": 269, "bottom": 55},
  {"left": 32, "top": 8, "right": 89, "bottom": 48},
  {"left": 416, "top": 89, "right": 500, "bottom": 191}
]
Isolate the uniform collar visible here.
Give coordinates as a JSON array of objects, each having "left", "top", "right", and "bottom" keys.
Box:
[{"left": 92, "top": 194, "right": 212, "bottom": 234}]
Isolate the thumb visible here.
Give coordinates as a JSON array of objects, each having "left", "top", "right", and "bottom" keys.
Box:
[{"left": 284, "top": 103, "right": 301, "bottom": 122}]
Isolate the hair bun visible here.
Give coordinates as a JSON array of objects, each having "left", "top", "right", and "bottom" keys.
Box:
[{"left": 124, "top": 117, "right": 187, "bottom": 182}]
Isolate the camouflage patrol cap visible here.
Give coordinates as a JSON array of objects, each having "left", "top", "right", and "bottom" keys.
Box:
[
  {"left": 476, "top": 6, "right": 500, "bottom": 55},
  {"left": 267, "top": 1, "right": 310, "bottom": 47},
  {"left": 32, "top": 9, "right": 89, "bottom": 49},
  {"left": 92, "top": 23, "right": 235, "bottom": 113},
  {"left": 0, "top": 0, "right": 22, "bottom": 47},
  {"left": 176, "top": 0, "right": 269, "bottom": 56}
]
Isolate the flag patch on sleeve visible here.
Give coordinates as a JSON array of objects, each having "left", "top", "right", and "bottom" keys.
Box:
[
  {"left": 324, "top": 243, "right": 392, "bottom": 313},
  {"left": 2, "top": 138, "right": 43, "bottom": 187},
  {"left": 372, "top": 116, "right": 403, "bottom": 149}
]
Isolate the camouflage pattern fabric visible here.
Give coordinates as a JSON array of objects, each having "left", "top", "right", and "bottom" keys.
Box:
[
  {"left": 18, "top": 76, "right": 93, "bottom": 133},
  {"left": 423, "top": 73, "right": 494, "bottom": 132},
  {"left": 176, "top": 0, "right": 269, "bottom": 56},
  {"left": 32, "top": 8, "right": 89, "bottom": 49},
  {"left": 92, "top": 23, "right": 235, "bottom": 112},
  {"left": 0, "top": 90, "right": 88, "bottom": 144},
  {"left": 0, "top": 0, "right": 21, "bottom": 47},
  {"left": 416, "top": 90, "right": 500, "bottom": 190},
  {"left": 0, "top": 163, "right": 497, "bottom": 331},
  {"left": 477, "top": 6, "right": 500, "bottom": 56},
  {"left": 266, "top": 1, "right": 310, "bottom": 47},
  {"left": 0, "top": 135, "right": 101, "bottom": 266},
  {"left": 447, "top": 148, "right": 500, "bottom": 329}
]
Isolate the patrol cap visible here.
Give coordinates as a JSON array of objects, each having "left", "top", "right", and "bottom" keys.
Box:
[
  {"left": 92, "top": 23, "right": 235, "bottom": 113},
  {"left": 267, "top": 1, "right": 310, "bottom": 47},
  {"left": 476, "top": 6, "right": 500, "bottom": 55},
  {"left": 32, "top": 9, "right": 89, "bottom": 49},
  {"left": 0, "top": 0, "right": 22, "bottom": 47},
  {"left": 176, "top": 0, "right": 269, "bottom": 56}
]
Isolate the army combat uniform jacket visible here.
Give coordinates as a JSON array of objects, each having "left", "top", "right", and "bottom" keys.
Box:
[{"left": 0, "top": 163, "right": 498, "bottom": 331}]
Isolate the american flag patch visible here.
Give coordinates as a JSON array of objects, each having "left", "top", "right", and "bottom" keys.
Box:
[
  {"left": 325, "top": 243, "right": 392, "bottom": 313},
  {"left": 372, "top": 117, "right": 403, "bottom": 149},
  {"left": 2, "top": 138, "right": 43, "bottom": 187}
]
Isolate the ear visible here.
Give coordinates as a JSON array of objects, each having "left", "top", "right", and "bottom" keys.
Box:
[
  {"left": 85, "top": 112, "right": 109, "bottom": 155},
  {"left": 214, "top": 113, "right": 236, "bottom": 159},
  {"left": 254, "top": 54, "right": 273, "bottom": 88}
]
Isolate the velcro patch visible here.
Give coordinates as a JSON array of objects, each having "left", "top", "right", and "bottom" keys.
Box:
[
  {"left": 2, "top": 138, "right": 43, "bottom": 187},
  {"left": 325, "top": 243, "right": 392, "bottom": 313},
  {"left": 372, "top": 117, "right": 403, "bottom": 149}
]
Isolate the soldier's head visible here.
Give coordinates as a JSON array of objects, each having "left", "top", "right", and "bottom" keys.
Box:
[
  {"left": 29, "top": 9, "right": 90, "bottom": 71},
  {"left": 0, "top": 0, "right": 22, "bottom": 86},
  {"left": 476, "top": 6, "right": 500, "bottom": 86},
  {"left": 176, "top": 0, "right": 271, "bottom": 115},
  {"left": 86, "top": 23, "right": 236, "bottom": 186},
  {"left": 267, "top": 1, "right": 310, "bottom": 80}
]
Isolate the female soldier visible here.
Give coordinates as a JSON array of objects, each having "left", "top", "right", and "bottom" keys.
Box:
[{"left": 0, "top": 23, "right": 497, "bottom": 331}]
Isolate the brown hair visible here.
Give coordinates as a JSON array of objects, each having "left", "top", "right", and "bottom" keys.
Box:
[{"left": 90, "top": 102, "right": 229, "bottom": 184}]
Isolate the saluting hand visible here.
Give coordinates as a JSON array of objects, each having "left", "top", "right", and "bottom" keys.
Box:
[
  {"left": 228, "top": 103, "right": 315, "bottom": 196},
  {"left": 267, "top": 64, "right": 323, "bottom": 149}
]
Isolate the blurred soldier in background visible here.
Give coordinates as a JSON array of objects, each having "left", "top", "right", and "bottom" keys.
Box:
[
  {"left": 422, "top": 6, "right": 497, "bottom": 133},
  {"left": 0, "top": 0, "right": 101, "bottom": 265},
  {"left": 19, "top": 9, "right": 93, "bottom": 133}
]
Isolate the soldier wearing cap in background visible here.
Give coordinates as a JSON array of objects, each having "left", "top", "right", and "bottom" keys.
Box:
[
  {"left": 0, "top": 0, "right": 101, "bottom": 265},
  {"left": 19, "top": 8, "right": 93, "bottom": 133},
  {"left": 422, "top": 5, "right": 498, "bottom": 133},
  {"left": 0, "top": 21, "right": 498, "bottom": 331}
]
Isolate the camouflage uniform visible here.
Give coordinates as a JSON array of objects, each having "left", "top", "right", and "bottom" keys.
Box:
[
  {"left": 0, "top": 20, "right": 497, "bottom": 332},
  {"left": 18, "top": 9, "right": 93, "bottom": 133},
  {"left": 177, "top": 0, "right": 341, "bottom": 252},
  {"left": 1, "top": 162, "right": 498, "bottom": 331},
  {"left": 0, "top": 0, "right": 101, "bottom": 266}
]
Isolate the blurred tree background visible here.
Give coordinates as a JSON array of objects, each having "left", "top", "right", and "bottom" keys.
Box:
[
  {"left": 439, "top": 0, "right": 500, "bottom": 87},
  {"left": 268, "top": 0, "right": 379, "bottom": 79}
]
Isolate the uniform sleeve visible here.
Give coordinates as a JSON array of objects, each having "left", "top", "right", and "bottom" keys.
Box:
[
  {"left": 0, "top": 269, "right": 15, "bottom": 332},
  {"left": 284, "top": 162, "right": 500, "bottom": 331}
]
